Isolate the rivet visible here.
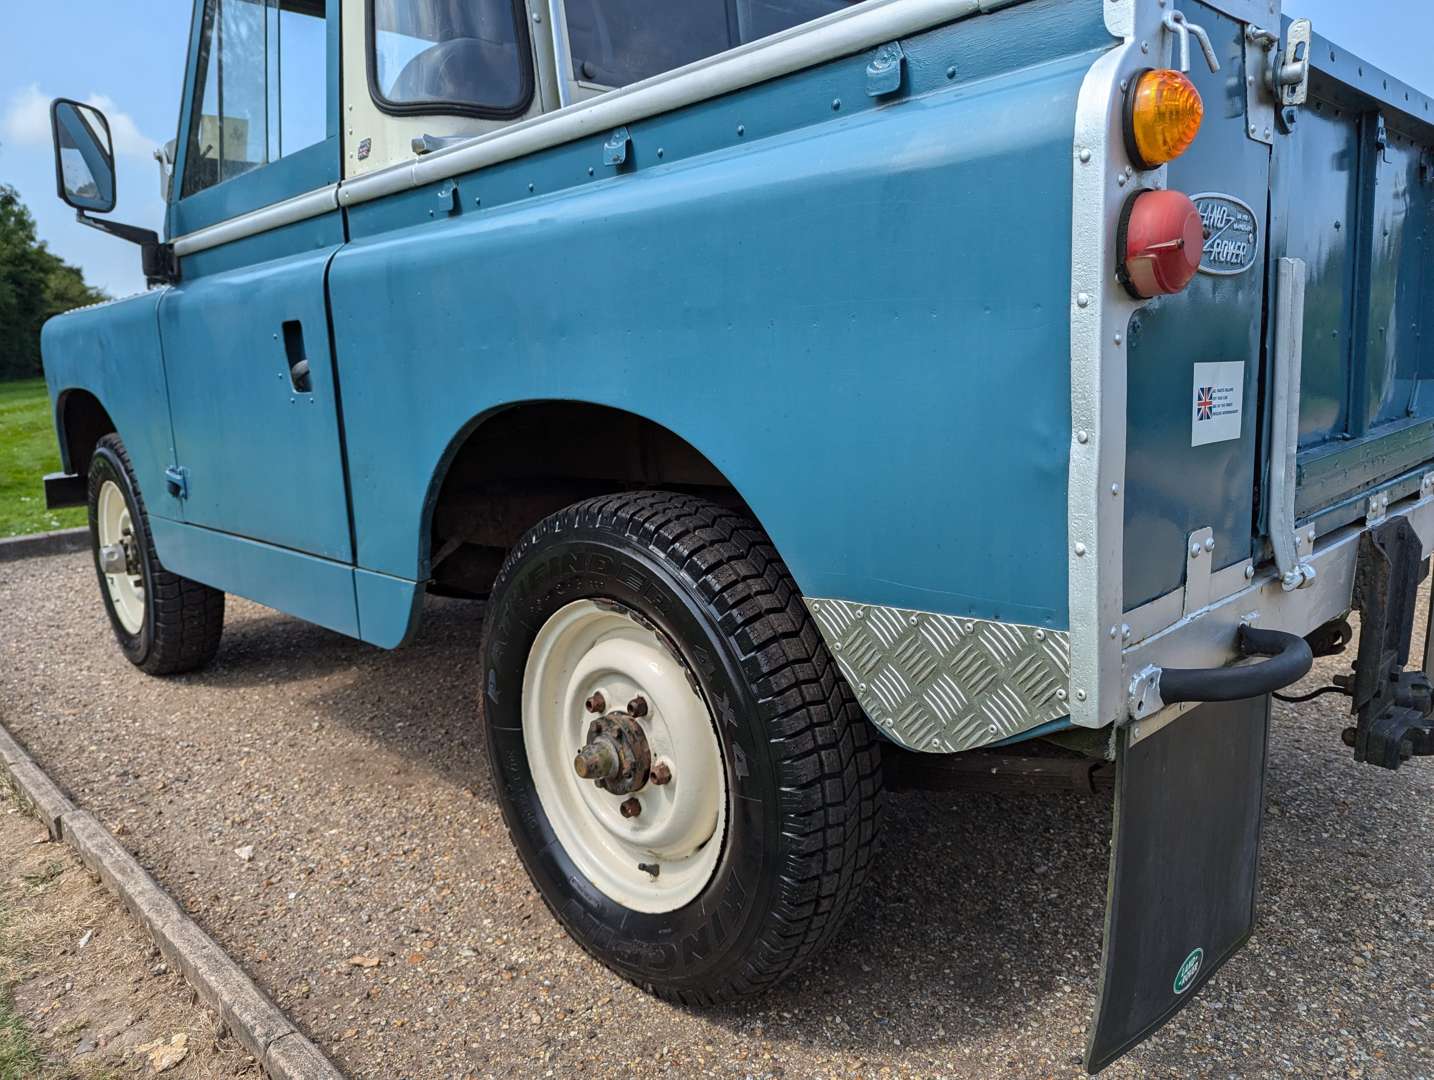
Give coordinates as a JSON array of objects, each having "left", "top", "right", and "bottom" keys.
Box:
[
  {"left": 832, "top": 98, "right": 842, "bottom": 110},
  {"left": 587, "top": 167, "right": 594, "bottom": 176},
  {"left": 1117, "top": 173, "right": 1128, "bottom": 186},
  {"left": 988, "top": 724, "right": 998, "bottom": 734},
  {"left": 1077, "top": 292, "right": 1091, "bottom": 308},
  {"left": 656, "top": 148, "right": 664, "bottom": 158},
  {"left": 964, "top": 622, "right": 975, "bottom": 633},
  {"left": 1307, "top": 528, "right": 1316, "bottom": 541},
  {"left": 1121, "top": 624, "right": 1131, "bottom": 641},
  {"left": 1079, "top": 148, "right": 1092, "bottom": 163},
  {"left": 1114, "top": 333, "right": 1123, "bottom": 345},
  {"left": 1056, "top": 689, "right": 1068, "bottom": 701},
  {"left": 528, "top": 182, "right": 535, "bottom": 192},
  {"left": 1035, "top": 629, "right": 1046, "bottom": 640},
  {"left": 1076, "top": 689, "right": 1087, "bottom": 701},
  {"left": 1141, "top": 41, "right": 1149, "bottom": 53},
  {"left": 1244, "top": 564, "right": 1255, "bottom": 579},
  {"left": 737, "top": 124, "right": 746, "bottom": 136},
  {"left": 1250, "top": 124, "right": 1258, "bottom": 136},
  {"left": 1109, "top": 626, "right": 1118, "bottom": 639},
  {"left": 1111, "top": 483, "right": 1120, "bottom": 495},
  {"left": 1074, "top": 542, "right": 1088, "bottom": 557},
  {"left": 946, "top": 66, "right": 956, "bottom": 79},
  {"left": 1132, "top": 724, "right": 1142, "bottom": 739},
  {"left": 1204, "top": 537, "right": 1215, "bottom": 552},
  {"left": 475, "top": 196, "right": 482, "bottom": 205},
  {"left": 1190, "top": 543, "right": 1202, "bottom": 558}
]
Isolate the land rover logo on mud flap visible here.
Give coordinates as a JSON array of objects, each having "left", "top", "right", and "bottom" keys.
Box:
[
  {"left": 1174, "top": 947, "right": 1204, "bottom": 995},
  {"left": 1193, "top": 193, "right": 1259, "bottom": 276}
]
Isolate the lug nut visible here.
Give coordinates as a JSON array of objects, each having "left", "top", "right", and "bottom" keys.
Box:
[
  {"left": 626, "top": 696, "right": 648, "bottom": 718},
  {"left": 619, "top": 797, "right": 642, "bottom": 818},
  {"left": 650, "top": 762, "right": 672, "bottom": 786},
  {"left": 585, "top": 691, "right": 606, "bottom": 714}
]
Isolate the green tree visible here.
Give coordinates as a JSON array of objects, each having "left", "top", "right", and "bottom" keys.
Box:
[{"left": 0, "top": 185, "right": 108, "bottom": 380}]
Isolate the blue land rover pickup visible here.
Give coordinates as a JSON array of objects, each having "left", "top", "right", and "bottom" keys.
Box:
[{"left": 40, "top": 0, "right": 1434, "bottom": 1069}]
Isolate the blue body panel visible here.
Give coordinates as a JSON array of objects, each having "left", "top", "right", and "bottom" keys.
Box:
[
  {"left": 43, "top": 0, "right": 1114, "bottom": 651},
  {"left": 333, "top": 3, "right": 1111, "bottom": 636},
  {"left": 42, "top": 292, "right": 181, "bottom": 522}
]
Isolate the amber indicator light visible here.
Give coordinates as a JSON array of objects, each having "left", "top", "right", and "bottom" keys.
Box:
[{"left": 1125, "top": 69, "right": 1204, "bottom": 169}]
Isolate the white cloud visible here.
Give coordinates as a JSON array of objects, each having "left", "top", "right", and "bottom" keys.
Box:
[{"left": 2, "top": 82, "right": 159, "bottom": 159}]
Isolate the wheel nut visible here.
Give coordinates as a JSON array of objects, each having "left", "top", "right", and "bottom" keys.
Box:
[
  {"left": 650, "top": 762, "right": 672, "bottom": 786},
  {"left": 585, "top": 691, "right": 606, "bottom": 714},
  {"left": 626, "top": 696, "right": 648, "bottom": 718},
  {"left": 619, "top": 797, "right": 642, "bottom": 818}
]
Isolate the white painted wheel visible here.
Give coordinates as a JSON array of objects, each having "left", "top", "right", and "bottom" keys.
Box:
[
  {"left": 96, "top": 479, "right": 145, "bottom": 635},
  {"left": 522, "top": 600, "right": 727, "bottom": 913}
]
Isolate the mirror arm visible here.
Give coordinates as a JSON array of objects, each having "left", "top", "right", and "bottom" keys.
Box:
[{"left": 74, "top": 211, "right": 179, "bottom": 287}]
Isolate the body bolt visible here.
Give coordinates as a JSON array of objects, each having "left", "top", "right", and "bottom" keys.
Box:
[
  {"left": 620, "top": 797, "right": 642, "bottom": 818},
  {"left": 626, "top": 696, "right": 648, "bottom": 718},
  {"left": 585, "top": 691, "right": 606, "bottom": 714},
  {"left": 650, "top": 762, "right": 672, "bottom": 786}
]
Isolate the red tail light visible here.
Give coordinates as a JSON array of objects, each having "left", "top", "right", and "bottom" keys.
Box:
[{"left": 1118, "top": 189, "right": 1204, "bottom": 298}]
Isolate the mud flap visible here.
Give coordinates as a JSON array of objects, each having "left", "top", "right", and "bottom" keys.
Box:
[{"left": 1085, "top": 695, "right": 1270, "bottom": 1073}]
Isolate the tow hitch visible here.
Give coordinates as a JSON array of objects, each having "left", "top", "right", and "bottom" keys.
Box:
[{"left": 1346, "top": 519, "right": 1434, "bottom": 770}]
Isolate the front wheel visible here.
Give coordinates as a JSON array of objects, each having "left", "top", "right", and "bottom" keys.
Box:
[
  {"left": 88, "top": 434, "right": 225, "bottom": 675},
  {"left": 480, "top": 492, "right": 883, "bottom": 1003}
]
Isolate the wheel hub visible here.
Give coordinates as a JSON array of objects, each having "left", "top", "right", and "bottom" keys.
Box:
[{"left": 574, "top": 705, "right": 652, "bottom": 794}]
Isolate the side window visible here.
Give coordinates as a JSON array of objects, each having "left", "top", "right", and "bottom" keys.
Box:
[
  {"left": 180, "top": 0, "right": 328, "bottom": 199},
  {"left": 370, "top": 0, "right": 532, "bottom": 117},
  {"left": 563, "top": 0, "right": 857, "bottom": 89}
]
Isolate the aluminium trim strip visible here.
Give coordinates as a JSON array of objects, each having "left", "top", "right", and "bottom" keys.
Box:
[
  {"left": 171, "top": 184, "right": 340, "bottom": 257},
  {"left": 169, "top": 0, "right": 1017, "bottom": 256}
]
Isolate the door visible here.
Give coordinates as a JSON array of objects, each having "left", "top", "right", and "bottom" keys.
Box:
[
  {"left": 159, "top": 0, "right": 351, "bottom": 563},
  {"left": 1271, "top": 34, "right": 1434, "bottom": 520}
]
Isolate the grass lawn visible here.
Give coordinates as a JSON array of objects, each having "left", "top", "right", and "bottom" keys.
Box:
[{"left": 0, "top": 378, "right": 85, "bottom": 539}]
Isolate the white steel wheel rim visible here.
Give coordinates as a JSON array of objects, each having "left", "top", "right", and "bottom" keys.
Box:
[
  {"left": 97, "top": 480, "right": 145, "bottom": 635},
  {"left": 522, "top": 599, "right": 727, "bottom": 913}
]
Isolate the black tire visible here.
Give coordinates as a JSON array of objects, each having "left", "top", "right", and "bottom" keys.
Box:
[
  {"left": 480, "top": 491, "right": 883, "bottom": 1003},
  {"left": 87, "top": 433, "right": 225, "bottom": 675}
]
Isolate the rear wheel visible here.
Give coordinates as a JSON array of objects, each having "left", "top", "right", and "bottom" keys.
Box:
[
  {"left": 87, "top": 434, "right": 224, "bottom": 675},
  {"left": 480, "top": 491, "right": 883, "bottom": 1002}
]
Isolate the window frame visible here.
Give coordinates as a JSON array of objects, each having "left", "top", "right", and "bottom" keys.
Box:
[
  {"left": 168, "top": 0, "right": 341, "bottom": 239},
  {"left": 364, "top": 0, "right": 537, "bottom": 122}
]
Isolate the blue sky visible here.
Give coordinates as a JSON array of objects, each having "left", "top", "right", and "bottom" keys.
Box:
[{"left": 2, "top": 1, "right": 1429, "bottom": 296}]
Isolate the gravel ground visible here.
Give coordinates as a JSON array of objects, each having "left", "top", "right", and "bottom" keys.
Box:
[{"left": 2, "top": 550, "right": 1431, "bottom": 1079}]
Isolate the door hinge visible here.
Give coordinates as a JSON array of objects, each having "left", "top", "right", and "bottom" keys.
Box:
[{"left": 164, "top": 466, "right": 189, "bottom": 500}]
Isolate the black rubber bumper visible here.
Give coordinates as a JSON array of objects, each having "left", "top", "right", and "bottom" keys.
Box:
[
  {"left": 1158, "top": 626, "right": 1314, "bottom": 705},
  {"left": 44, "top": 471, "right": 87, "bottom": 510}
]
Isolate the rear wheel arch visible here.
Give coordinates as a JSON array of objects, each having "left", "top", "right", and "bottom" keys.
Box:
[{"left": 421, "top": 401, "right": 757, "bottom": 596}]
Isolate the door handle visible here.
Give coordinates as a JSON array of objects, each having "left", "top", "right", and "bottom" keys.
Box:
[{"left": 281, "top": 320, "right": 312, "bottom": 393}]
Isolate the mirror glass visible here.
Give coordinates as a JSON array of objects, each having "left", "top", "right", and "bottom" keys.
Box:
[{"left": 51, "top": 100, "right": 116, "bottom": 213}]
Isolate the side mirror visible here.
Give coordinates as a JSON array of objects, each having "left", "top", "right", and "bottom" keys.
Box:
[
  {"left": 51, "top": 99, "right": 117, "bottom": 214},
  {"left": 48, "top": 96, "right": 178, "bottom": 286}
]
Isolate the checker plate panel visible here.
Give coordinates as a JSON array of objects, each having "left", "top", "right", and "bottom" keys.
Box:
[{"left": 806, "top": 598, "right": 1072, "bottom": 752}]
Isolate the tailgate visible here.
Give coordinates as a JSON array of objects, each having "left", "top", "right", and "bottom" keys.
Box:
[{"left": 1271, "top": 34, "right": 1434, "bottom": 519}]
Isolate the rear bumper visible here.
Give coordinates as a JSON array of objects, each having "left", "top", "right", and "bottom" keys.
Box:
[
  {"left": 1122, "top": 472, "right": 1434, "bottom": 740},
  {"left": 44, "top": 472, "right": 86, "bottom": 511}
]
